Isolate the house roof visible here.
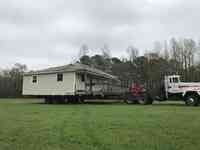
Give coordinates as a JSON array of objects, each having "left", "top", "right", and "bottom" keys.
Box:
[{"left": 24, "top": 63, "right": 118, "bottom": 80}]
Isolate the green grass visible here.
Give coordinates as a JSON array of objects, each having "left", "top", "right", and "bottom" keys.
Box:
[{"left": 0, "top": 99, "right": 200, "bottom": 150}]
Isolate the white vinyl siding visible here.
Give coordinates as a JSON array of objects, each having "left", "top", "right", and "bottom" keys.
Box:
[{"left": 23, "top": 72, "right": 75, "bottom": 96}]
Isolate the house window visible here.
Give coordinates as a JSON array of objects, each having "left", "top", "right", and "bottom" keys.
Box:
[
  {"left": 57, "top": 73, "right": 63, "bottom": 82},
  {"left": 81, "top": 74, "right": 85, "bottom": 82},
  {"left": 32, "top": 76, "right": 37, "bottom": 83}
]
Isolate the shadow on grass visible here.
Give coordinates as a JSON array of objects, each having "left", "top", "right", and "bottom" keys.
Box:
[
  {"left": 30, "top": 101, "right": 122, "bottom": 105},
  {"left": 29, "top": 100, "right": 189, "bottom": 107},
  {"left": 152, "top": 103, "right": 186, "bottom": 107}
]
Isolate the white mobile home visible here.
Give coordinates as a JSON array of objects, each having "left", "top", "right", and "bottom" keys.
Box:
[{"left": 23, "top": 63, "right": 125, "bottom": 103}]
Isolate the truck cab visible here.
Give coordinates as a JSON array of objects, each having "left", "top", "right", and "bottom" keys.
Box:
[
  {"left": 164, "top": 75, "right": 200, "bottom": 106},
  {"left": 164, "top": 75, "right": 181, "bottom": 99}
]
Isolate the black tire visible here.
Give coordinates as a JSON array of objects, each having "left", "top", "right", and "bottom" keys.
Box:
[
  {"left": 64, "top": 97, "right": 70, "bottom": 104},
  {"left": 124, "top": 93, "right": 138, "bottom": 104},
  {"left": 184, "top": 94, "right": 199, "bottom": 106},
  {"left": 58, "top": 98, "right": 65, "bottom": 104},
  {"left": 125, "top": 99, "right": 138, "bottom": 104},
  {"left": 70, "top": 96, "right": 80, "bottom": 104},
  {"left": 45, "top": 97, "right": 53, "bottom": 104},
  {"left": 79, "top": 97, "right": 85, "bottom": 104},
  {"left": 52, "top": 99, "right": 58, "bottom": 104},
  {"left": 44, "top": 97, "right": 49, "bottom": 104},
  {"left": 75, "top": 96, "right": 83, "bottom": 104},
  {"left": 138, "top": 94, "right": 153, "bottom": 105}
]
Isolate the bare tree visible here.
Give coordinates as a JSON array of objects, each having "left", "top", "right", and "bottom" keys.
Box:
[
  {"left": 197, "top": 40, "right": 200, "bottom": 63},
  {"left": 170, "top": 38, "right": 183, "bottom": 73},
  {"left": 163, "top": 40, "right": 169, "bottom": 60},
  {"left": 101, "top": 44, "right": 111, "bottom": 59},
  {"left": 72, "top": 44, "right": 89, "bottom": 63},
  {"left": 126, "top": 45, "right": 139, "bottom": 63},
  {"left": 182, "top": 39, "right": 197, "bottom": 80},
  {"left": 101, "top": 44, "right": 112, "bottom": 72},
  {"left": 78, "top": 44, "right": 89, "bottom": 58},
  {"left": 153, "top": 41, "right": 162, "bottom": 55},
  {"left": 169, "top": 38, "right": 197, "bottom": 80}
]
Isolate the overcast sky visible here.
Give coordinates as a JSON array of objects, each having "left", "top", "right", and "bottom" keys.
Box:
[{"left": 0, "top": 0, "right": 200, "bottom": 70}]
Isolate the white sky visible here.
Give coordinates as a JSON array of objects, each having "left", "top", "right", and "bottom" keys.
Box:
[{"left": 0, "top": 0, "right": 200, "bottom": 70}]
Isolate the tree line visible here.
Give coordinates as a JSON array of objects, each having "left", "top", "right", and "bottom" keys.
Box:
[
  {"left": 78, "top": 38, "right": 200, "bottom": 86},
  {"left": 0, "top": 37, "right": 200, "bottom": 98},
  {"left": 0, "top": 63, "right": 27, "bottom": 98}
]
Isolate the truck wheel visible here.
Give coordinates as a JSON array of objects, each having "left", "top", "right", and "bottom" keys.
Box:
[
  {"left": 124, "top": 93, "right": 138, "bottom": 104},
  {"left": 125, "top": 99, "right": 138, "bottom": 104},
  {"left": 138, "top": 98, "right": 148, "bottom": 105},
  {"left": 185, "top": 94, "right": 199, "bottom": 106},
  {"left": 138, "top": 94, "right": 153, "bottom": 105}
]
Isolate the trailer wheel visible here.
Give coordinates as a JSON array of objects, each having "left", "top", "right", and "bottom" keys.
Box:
[
  {"left": 52, "top": 98, "right": 58, "bottom": 104},
  {"left": 59, "top": 97, "right": 65, "bottom": 104},
  {"left": 70, "top": 96, "right": 77, "bottom": 104},
  {"left": 44, "top": 98, "right": 49, "bottom": 104},
  {"left": 64, "top": 97, "right": 70, "bottom": 104},
  {"left": 79, "top": 97, "right": 85, "bottom": 104},
  {"left": 45, "top": 97, "right": 53, "bottom": 104},
  {"left": 184, "top": 94, "right": 199, "bottom": 106},
  {"left": 75, "top": 96, "right": 85, "bottom": 104}
]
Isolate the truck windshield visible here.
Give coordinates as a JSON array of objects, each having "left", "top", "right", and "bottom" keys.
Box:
[{"left": 173, "top": 77, "right": 179, "bottom": 83}]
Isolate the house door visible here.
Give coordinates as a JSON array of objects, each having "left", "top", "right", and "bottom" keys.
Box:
[{"left": 77, "top": 74, "right": 85, "bottom": 91}]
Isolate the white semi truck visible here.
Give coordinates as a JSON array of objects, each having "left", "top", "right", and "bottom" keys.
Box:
[
  {"left": 125, "top": 75, "right": 200, "bottom": 106},
  {"left": 164, "top": 75, "right": 200, "bottom": 106}
]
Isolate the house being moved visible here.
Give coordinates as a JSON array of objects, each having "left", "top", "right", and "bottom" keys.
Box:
[{"left": 23, "top": 63, "right": 127, "bottom": 103}]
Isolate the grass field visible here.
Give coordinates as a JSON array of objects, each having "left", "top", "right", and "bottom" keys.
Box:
[{"left": 0, "top": 99, "right": 200, "bottom": 150}]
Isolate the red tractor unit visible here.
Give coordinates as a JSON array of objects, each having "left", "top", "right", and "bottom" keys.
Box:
[
  {"left": 124, "top": 83, "right": 153, "bottom": 105},
  {"left": 124, "top": 75, "right": 200, "bottom": 106}
]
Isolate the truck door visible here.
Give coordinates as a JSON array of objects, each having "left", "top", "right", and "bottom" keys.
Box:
[{"left": 168, "top": 76, "right": 180, "bottom": 93}]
